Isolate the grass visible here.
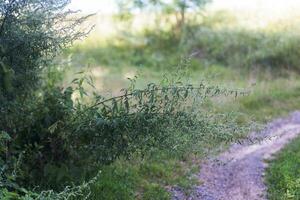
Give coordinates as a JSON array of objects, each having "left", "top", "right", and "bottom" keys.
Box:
[
  {"left": 218, "top": 78, "right": 300, "bottom": 123},
  {"left": 87, "top": 153, "right": 199, "bottom": 200},
  {"left": 265, "top": 136, "right": 300, "bottom": 200}
]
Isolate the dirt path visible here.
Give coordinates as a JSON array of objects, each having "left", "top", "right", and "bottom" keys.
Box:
[{"left": 172, "top": 111, "right": 300, "bottom": 200}]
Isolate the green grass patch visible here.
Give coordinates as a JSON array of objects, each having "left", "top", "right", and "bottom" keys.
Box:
[
  {"left": 214, "top": 78, "right": 300, "bottom": 123},
  {"left": 88, "top": 153, "right": 199, "bottom": 200},
  {"left": 266, "top": 136, "right": 300, "bottom": 200}
]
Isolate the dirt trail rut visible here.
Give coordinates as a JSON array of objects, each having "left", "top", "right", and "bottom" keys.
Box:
[{"left": 172, "top": 111, "right": 300, "bottom": 200}]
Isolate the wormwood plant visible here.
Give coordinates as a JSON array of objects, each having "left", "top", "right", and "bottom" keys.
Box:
[{"left": 66, "top": 64, "right": 248, "bottom": 163}]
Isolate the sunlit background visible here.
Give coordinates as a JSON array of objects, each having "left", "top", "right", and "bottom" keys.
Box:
[
  {"left": 69, "top": 0, "right": 300, "bottom": 15},
  {"left": 69, "top": 0, "right": 118, "bottom": 13},
  {"left": 69, "top": 0, "right": 300, "bottom": 30}
]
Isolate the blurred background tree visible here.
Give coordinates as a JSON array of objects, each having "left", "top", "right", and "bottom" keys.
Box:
[{"left": 117, "top": 0, "right": 210, "bottom": 30}]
